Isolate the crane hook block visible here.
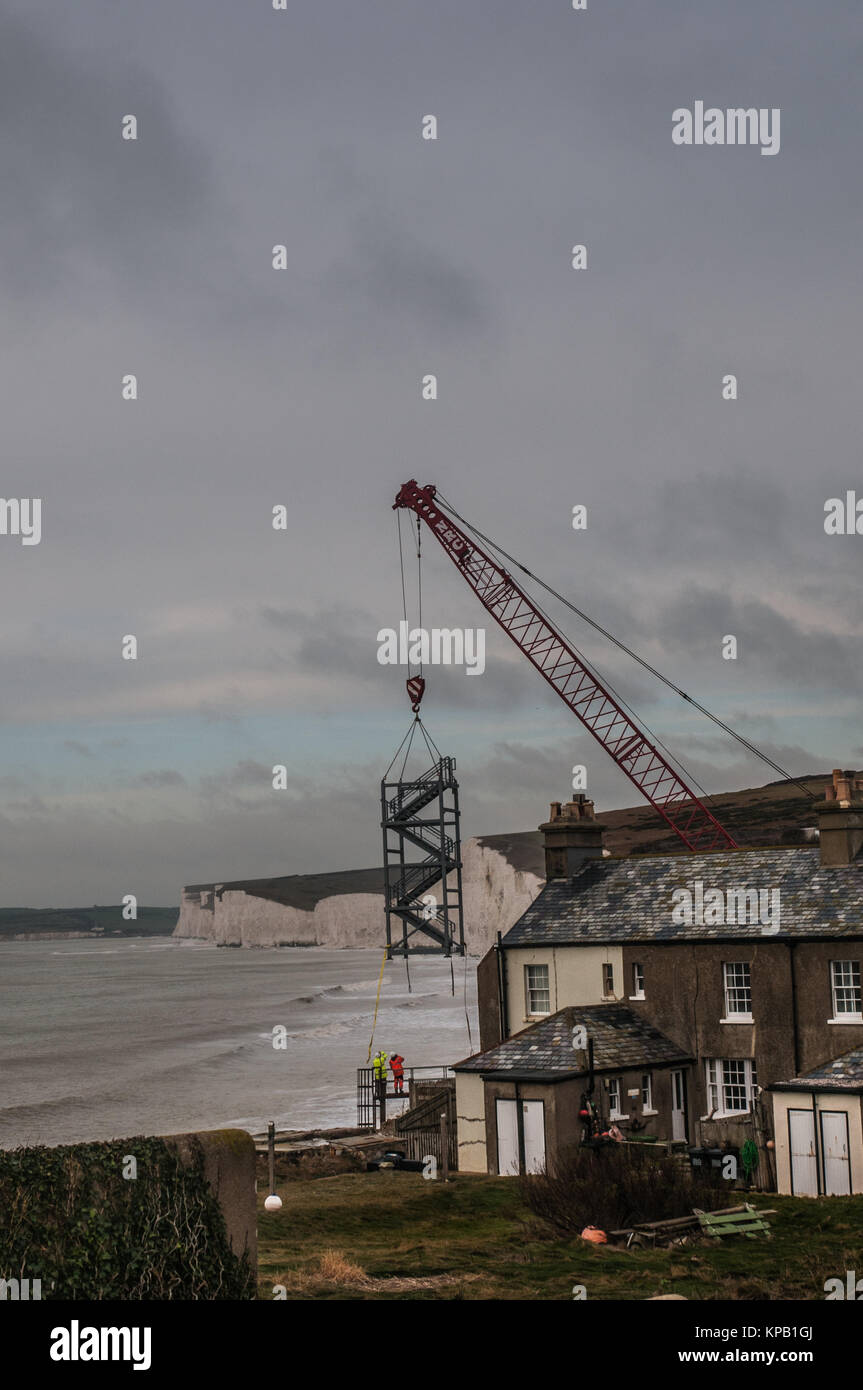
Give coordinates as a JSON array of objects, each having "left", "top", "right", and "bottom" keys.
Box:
[{"left": 406, "top": 676, "right": 426, "bottom": 712}]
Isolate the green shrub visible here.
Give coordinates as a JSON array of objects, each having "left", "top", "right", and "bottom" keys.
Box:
[
  {"left": 0, "top": 1136, "right": 254, "bottom": 1300},
  {"left": 519, "top": 1143, "right": 728, "bottom": 1236}
]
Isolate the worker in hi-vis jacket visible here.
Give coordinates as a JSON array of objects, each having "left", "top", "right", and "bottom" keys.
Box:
[
  {"left": 390, "top": 1052, "right": 405, "bottom": 1095},
  {"left": 372, "top": 1049, "right": 388, "bottom": 1102}
]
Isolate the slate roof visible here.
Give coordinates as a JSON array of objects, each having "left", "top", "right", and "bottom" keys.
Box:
[
  {"left": 772, "top": 1047, "right": 863, "bottom": 1093},
  {"left": 503, "top": 847, "right": 863, "bottom": 945},
  {"left": 453, "top": 1004, "right": 691, "bottom": 1078}
]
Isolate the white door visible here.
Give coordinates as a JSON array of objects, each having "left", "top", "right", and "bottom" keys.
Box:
[
  {"left": 821, "top": 1111, "right": 851, "bottom": 1196},
  {"left": 788, "top": 1109, "right": 818, "bottom": 1196},
  {"left": 671, "top": 1070, "right": 686, "bottom": 1142},
  {"left": 496, "top": 1099, "right": 519, "bottom": 1175},
  {"left": 522, "top": 1101, "right": 546, "bottom": 1174}
]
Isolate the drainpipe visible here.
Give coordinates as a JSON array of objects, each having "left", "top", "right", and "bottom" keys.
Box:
[
  {"left": 514, "top": 1080, "right": 526, "bottom": 1175},
  {"left": 789, "top": 942, "right": 801, "bottom": 1077},
  {"left": 812, "top": 1091, "right": 823, "bottom": 1196},
  {"left": 497, "top": 931, "right": 509, "bottom": 1042}
]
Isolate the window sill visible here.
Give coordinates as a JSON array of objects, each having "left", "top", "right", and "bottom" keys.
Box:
[
  {"left": 628, "top": 994, "right": 645, "bottom": 1002},
  {"left": 641, "top": 1108, "right": 658, "bottom": 1117},
  {"left": 828, "top": 1017, "right": 863, "bottom": 1025},
  {"left": 609, "top": 1114, "right": 629, "bottom": 1121},
  {"left": 701, "top": 1110, "right": 751, "bottom": 1121},
  {"left": 720, "top": 1016, "right": 753, "bottom": 1024}
]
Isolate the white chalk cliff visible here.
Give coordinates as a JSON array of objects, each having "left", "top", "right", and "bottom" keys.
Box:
[{"left": 173, "top": 832, "right": 544, "bottom": 957}]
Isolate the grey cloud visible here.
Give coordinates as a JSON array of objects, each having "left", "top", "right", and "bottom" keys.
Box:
[
  {"left": 661, "top": 590, "right": 863, "bottom": 692},
  {"left": 0, "top": 0, "right": 860, "bottom": 905},
  {"left": 199, "top": 760, "right": 276, "bottom": 796},
  {"left": 132, "top": 770, "right": 186, "bottom": 789},
  {"left": 0, "top": 13, "right": 213, "bottom": 304},
  {"left": 334, "top": 222, "right": 491, "bottom": 337},
  {"left": 6, "top": 796, "right": 51, "bottom": 816}
]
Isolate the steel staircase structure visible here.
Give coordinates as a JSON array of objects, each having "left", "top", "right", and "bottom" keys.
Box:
[{"left": 380, "top": 756, "right": 465, "bottom": 957}]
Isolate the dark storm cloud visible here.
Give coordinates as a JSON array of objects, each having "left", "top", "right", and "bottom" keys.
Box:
[
  {"left": 652, "top": 735, "right": 826, "bottom": 802},
  {"left": 0, "top": 0, "right": 861, "bottom": 904},
  {"left": 63, "top": 740, "right": 93, "bottom": 758},
  {"left": 650, "top": 473, "right": 792, "bottom": 562},
  {"left": 662, "top": 589, "right": 863, "bottom": 692},
  {"left": 334, "top": 221, "right": 491, "bottom": 336},
  {"left": 199, "top": 760, "right": 275, "bottom": 797},
  {"left": 0, "top": 12, "right": 213, "bottom": 302},
  {"left": 258, "top": 601, "right": 651, "bottom": 714},
  {"left": 132, "top": 769, "right": 186, "bottom": 789}
]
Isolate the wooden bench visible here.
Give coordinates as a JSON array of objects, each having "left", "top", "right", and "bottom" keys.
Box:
[{"left": 694, "top": 1203, "right": 772, "bottom": 1240}]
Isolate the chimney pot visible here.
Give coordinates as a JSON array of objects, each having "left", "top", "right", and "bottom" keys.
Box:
[
  {"left": 539, "top": 796, "right": 605, "bottom": 879},
  {"left": 818, "top": 769, "right": 863, "bottom": 865}
]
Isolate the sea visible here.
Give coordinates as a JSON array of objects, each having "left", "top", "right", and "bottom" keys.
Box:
[{"left": 0, "top": 938, "right": 479, "bottom": 1148}]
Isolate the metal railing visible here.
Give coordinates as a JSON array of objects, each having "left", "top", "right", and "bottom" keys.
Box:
[
  {"left": 384, "top": 758, "right": 456, "bottom": 820},
  {"left": 356, "top": 1064, "right": 455, "bottom": 1131}
]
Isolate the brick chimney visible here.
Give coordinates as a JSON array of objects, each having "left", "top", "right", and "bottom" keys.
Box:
[
  {"left": 818, "top": 769, "right": 863, "bottom": 865},
  {"left": 539, "top": 795, "right": 606, "bottom": 879}
]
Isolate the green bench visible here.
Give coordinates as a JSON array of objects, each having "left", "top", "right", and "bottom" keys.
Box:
[{"left": 693, "top": 1203, "right": 772, "bottom": 1240}]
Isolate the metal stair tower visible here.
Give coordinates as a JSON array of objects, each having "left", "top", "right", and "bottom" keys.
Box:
[{"left": 380, "top": 756, "right": 465, "bottom": 958}]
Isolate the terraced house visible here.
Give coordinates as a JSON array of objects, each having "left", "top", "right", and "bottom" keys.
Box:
[{"left": 454, "top": 771, "right": 863, "bottom": 1197}]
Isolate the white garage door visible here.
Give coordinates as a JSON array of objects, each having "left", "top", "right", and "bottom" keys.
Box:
[
  {"left": 522, "top": 1101, "right": 547, "bottom": 1174},
  {"left": 496, "top": 1099, "right": 520, "bottom": 1175},
  {"left": 788, "top": 1109, "right": 818, "bottom": 1196},
  {"left": 495, "top": 1099, "right": 546, "bottom": 1175},
  {"left": 820, "top": 1111, "right": 851, "bottom": 1196}
]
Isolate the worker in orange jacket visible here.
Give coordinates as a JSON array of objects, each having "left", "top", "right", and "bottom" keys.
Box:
[{"left": 390, "top": 1053, "right": 405, "bottom": 1094}]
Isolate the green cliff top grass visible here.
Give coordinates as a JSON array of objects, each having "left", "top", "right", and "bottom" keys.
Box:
[{"left": 257, "top": 1171, "right": 863, "bottom": 1301}]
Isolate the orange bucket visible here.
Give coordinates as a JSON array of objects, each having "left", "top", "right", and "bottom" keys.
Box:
[{"left": 581, "top": 1226, "right": 607, "bottom": 1244}]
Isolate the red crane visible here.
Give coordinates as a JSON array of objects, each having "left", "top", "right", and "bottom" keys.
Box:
[{"left": 393, "top": 480, "right": 737, "bottom": 854}]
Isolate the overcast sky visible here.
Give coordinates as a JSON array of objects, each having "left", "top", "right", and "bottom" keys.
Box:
[{"left": 1, "top": 0, "right": 861, "bottom": 906}]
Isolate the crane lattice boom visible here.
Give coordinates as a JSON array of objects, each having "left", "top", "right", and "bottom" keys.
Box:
[{"left": 394, "top": 479, "right": 737, "bottom": 854}]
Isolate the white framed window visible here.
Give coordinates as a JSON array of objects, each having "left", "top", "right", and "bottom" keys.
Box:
[
  {"left": 525, "top": 963, "right": 550, "bottom": 1016},
  {"left": 607, "top": 1076, "right": 623, "bottom": 1118},
  {"left": 630, "top": 962, "right": 645, "bottom": 999},
  {"left": 830, "top": 960, "right": 862, "bottom": 1021},
  {"left": 641, "top": 1073, "right": 655, "bottom": 1114},
  {"left": 602, "top": 962, "right": 615, "bottom": 998},
  {"left": 705, "top": 1058, "right": 758, "bottom": 1117},
  {"left": 722, "top": 962, "right": 752, "bottom": 1020}
]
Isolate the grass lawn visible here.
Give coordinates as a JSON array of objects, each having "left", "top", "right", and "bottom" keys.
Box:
[{"left": 256, "top": 1170, "right": 863, "bottom": 1300}]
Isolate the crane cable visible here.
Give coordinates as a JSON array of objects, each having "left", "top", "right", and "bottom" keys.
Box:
[
  {"left": 396, "top": 512, "right": 413, "bottom": 677},
  {"left": 436, "top": 491, "right": 819, "bottom": 803},
  {"left": 527, "top": 584, "right": 717, "bottom": 808},
  {"left": 463, "top": 953, "right": 474, "bottom": 1052},
  {"left": 396, "top": 511, "right": 426, "bottom": 685},
  {"left": 366, "top": 947, "right": 388, "bottom": 1062},
  {"left": 417, "top": 515, "right": 423, "bottom": 679}
]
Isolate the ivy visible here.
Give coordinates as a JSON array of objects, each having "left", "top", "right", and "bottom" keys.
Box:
[{"left": 0, "top": 1135, "right": 254, "bottom": 1300}]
